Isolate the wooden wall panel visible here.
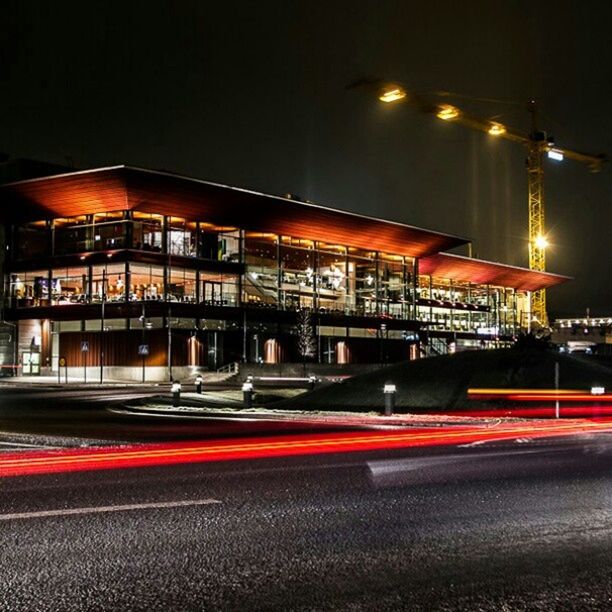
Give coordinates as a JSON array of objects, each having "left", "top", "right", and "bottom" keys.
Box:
[{"left": 58, "top": 329, "right": 194, "bottom": 367}]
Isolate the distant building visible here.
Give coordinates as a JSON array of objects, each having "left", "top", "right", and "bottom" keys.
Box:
[
  {"left": 553, "top": 316, "right": 612, "bottom": 355},
  {"left": 0, "top": 165, "right": 569, "bottom": 380}
]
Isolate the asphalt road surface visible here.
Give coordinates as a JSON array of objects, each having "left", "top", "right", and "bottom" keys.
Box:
[{"left": 3, "top": 432, "right": 612, "bottom": 611}]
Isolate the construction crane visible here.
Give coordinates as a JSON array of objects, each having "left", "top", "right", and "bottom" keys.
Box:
[{"left": 349, "top": 79, "right": 606, "bottom": 327}]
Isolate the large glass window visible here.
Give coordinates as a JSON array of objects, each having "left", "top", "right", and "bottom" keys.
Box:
[
  {"left": 8, "top": 270, "right": 50, "bottom": 307},
  {"left": 52, "top": 213, "right": 127, "bottom": 255},
  {"left": 54, "top": 216, "right": 90, "bottom": 255},
  {"left": 129, "top": 263, "right": 165, "bottom": 301},
  {"left": 91, "top": 212, "right": 127, "bottom": 251},
  {"left": 347, "top": 248, "right": 377, "bottom": 316},
  {"left": 167, "top": 217, "right": 197, "bottom": 257},
  {"left": 200, "top": 272, "right": 239, "bottom": 306},
  {"left": 317, "top": 243, "right": 347, "bottom": 314},
  {"left": 15, "top": 221, "right": 50, "bottom": 259},
  {"left": 51, "top": 267, "right": 89, "bottom": 305},
  {"left": 167, "top": 267, "right": 197, "bottom": 302},
  {"left": 378, "top": 254, "right": 407, "bottom": 318},
  {"left": 244, "top": 233, "right": 278, "bottom": 306},
  {"left": 279, "top": 239, "right": 316, "bottom": 310},
  {"left": 132, "top": 212, "right": 163, "bottom": 252},
  {"left": 199, "top": 224, "right": 240, "bottom": 262},
  {"left": 91, "top": 263, "right": 127, "bottom": 302}
]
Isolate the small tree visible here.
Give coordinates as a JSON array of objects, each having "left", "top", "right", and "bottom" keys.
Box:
[{"left": 296, "top": 308, "right": 316, "bottom": 374}]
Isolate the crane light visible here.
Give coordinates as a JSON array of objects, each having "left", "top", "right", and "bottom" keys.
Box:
[
  {"left": 379, "top": 86, "right": 406, "bottom": 103},
  {"left": 534, "top": 235, "right": 549, "bottom": 250},
  {"left": 437, "top": 105, "right": 459, "bottom": 120},
  {"left": 547, "top": 148, "right": 564, "bottom": 162},
  {"left": 488, "top": 122, "right": 506, "bottom": 136}
]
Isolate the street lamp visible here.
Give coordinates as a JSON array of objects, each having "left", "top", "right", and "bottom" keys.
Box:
[
  {"left": 378, "top": 85, "right": 406, "bottom": 103},
  {"left": 488, "top": 122, "right": 506, "bottom": 136}
]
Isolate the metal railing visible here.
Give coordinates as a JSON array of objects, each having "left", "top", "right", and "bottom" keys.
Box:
[{"left": 216, "top": 361, "right": 239, "bottom": 375}]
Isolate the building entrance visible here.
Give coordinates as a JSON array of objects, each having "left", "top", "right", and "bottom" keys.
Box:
[{"left": 22, "top": 351, "right": 40, "bottom": 375}]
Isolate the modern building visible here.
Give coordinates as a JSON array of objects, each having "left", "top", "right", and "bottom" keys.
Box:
[{"left": 0, "top": 166, "right": 569, "bottom": 380}]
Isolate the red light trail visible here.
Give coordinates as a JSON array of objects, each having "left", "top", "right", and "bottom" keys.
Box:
[{"left": 2, "top": 419, "right": 612, "bottom": 478}]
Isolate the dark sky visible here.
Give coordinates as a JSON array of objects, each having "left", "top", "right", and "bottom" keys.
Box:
[{"left": 3, "top": 0, "right": 612, "bottom": 317}]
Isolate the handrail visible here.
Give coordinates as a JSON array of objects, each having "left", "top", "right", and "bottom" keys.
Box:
[{"left": 216, "top": 361, "right": 239, "bottom": 374}]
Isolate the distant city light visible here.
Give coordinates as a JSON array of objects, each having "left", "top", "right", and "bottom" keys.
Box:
[
  {"left": 437, "top": 105, "right": 460, "bottom": 120},
  {"left": 547, "top": 148, "right": 564, "bottom": 161},
  {"left": 378, "top": 85, "right": 407, "bottom": 103},
  {"left": 488, "top": 122, "right": 506, "bottom": 136}
]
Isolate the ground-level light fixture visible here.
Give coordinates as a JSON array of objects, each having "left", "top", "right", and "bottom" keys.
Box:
[
  {"left": 383, "top": 382, "right": 397, "bottom": 416},
  {"left": 437, "top": 104, "right": 460, "bottom": 121},
  {"left": 591, "top": 386, "right": 605, "bottom": 395},
  {"left": 488, "top": 122, "right": 506, "bottom": 136},
  {"left": 378, "top": 85, "right": 407, "bottom": 103}
]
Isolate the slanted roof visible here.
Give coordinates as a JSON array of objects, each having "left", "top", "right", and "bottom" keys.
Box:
[
  {"left": 419, "top": 252, "right": 571, "bottom": 291},
  {"left": 0, "top": 166, "right": 468, "bottom": 259}
]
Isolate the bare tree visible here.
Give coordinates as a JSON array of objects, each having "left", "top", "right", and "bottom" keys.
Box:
[{"left": 296, "top": 308, "right": 316, "bottom": 374}]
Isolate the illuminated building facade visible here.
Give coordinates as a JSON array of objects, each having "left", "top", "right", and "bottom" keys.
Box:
[{"left": 0, "top": 166, "right": 569, "bottom": 379}]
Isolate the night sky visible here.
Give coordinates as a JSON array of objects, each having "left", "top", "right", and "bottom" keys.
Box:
[{"left": 3, "top": 1, "right": 611, "bottom": 318}]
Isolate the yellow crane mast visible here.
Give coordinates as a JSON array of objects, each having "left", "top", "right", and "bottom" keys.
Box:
[{"left": 351, "top": 80, "right": 605, "bottom": 327}]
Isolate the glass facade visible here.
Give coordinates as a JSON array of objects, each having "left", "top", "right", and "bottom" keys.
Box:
[{"left": 5, "top": 209, "right": 524, "bottom": 340}]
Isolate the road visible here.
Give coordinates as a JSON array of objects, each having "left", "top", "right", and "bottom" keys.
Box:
[{"left": 3, "top": 431, "right": 612, "bottom": 610}]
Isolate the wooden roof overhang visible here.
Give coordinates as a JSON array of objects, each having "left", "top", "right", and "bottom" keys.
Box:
[
  {"left": 419, "top": 252, "right": 571, "bottom": 291},
  {"left": 0, "top": 166, "right": 468, "bottom": 259}
]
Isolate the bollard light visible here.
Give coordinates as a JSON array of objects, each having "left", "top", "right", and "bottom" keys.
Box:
[
  {"left": 195, "top": 375, "right": 203, "bottom": 394},
  {"left": 242, "top": 381, "right": 254, "bottom": 409},
  {"left": 171, "top": 381, "right": 182, "bottom": 408},
  {"left": 383, "top": 382, "right": 397, "bottom": 416},
  {"left": 308, "top": 375, "right": 316, "bottom": 391}
]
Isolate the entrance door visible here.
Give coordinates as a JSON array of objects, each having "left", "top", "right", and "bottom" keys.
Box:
[{"left": 22, "top": 351, "right": 41, "bottom": 375}]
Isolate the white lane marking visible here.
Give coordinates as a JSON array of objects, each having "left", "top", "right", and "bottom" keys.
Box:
[{"left": 0, "top": 498, "right": 222, "bottom": 521}]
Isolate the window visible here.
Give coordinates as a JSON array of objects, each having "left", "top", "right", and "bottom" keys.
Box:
[
  {"left": 54, "top": 216, "right": 90, "bottom": 255},
  {"left": 8, "top": 270, "right": 49, "bottom": 307},
  {"left": 199, "top": 224, "right": 240, "bottom": 262},
  {"left": 167, "top": 267, "right": 197, "bottom": 302},
  {"left": 200, "top": 272, "right": 238, "bottom": 306},
  {"left": 51, "top": 267, "right": 89, "bottom": 305},
  {"left": 167, "top": 217, "right": 197, "bottom": 257},
  {"left": 279, "top": 242, "right": 316, "bottom": 310},
  {"left": 317, "top": 245, "right": 347, "bottom": 314},
  {"left": 244, "top": 233, "right": 278, "bottom": 306},
  {"left": 91, "top": 263, "right": 127, "bottom": 302},
  {"left": 129, "top": 263, "right": 165, "bottom": 301},
  {"left": 14, "top": 221, "right": 50, "bottom": 259},
  {"left": 91, "top": 212, "right": 127, "bottom": 251},
  {"left": 132, "top": 212, "right": 163, "bottom": 252}
]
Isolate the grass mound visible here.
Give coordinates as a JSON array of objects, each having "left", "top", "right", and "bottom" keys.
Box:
[{"left": 279, "top": 348, "right": 612, "bottom": 413}]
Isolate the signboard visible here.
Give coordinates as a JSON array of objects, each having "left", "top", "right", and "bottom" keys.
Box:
[
  {"left": 138, "top": 344, "right": 150, "bottom": 356},
  {"left": 81, "top": 341, "right": 89, "bottom": 352},
  {"left": 59, "top": 357, "right": 66, "bottom": 367}
]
